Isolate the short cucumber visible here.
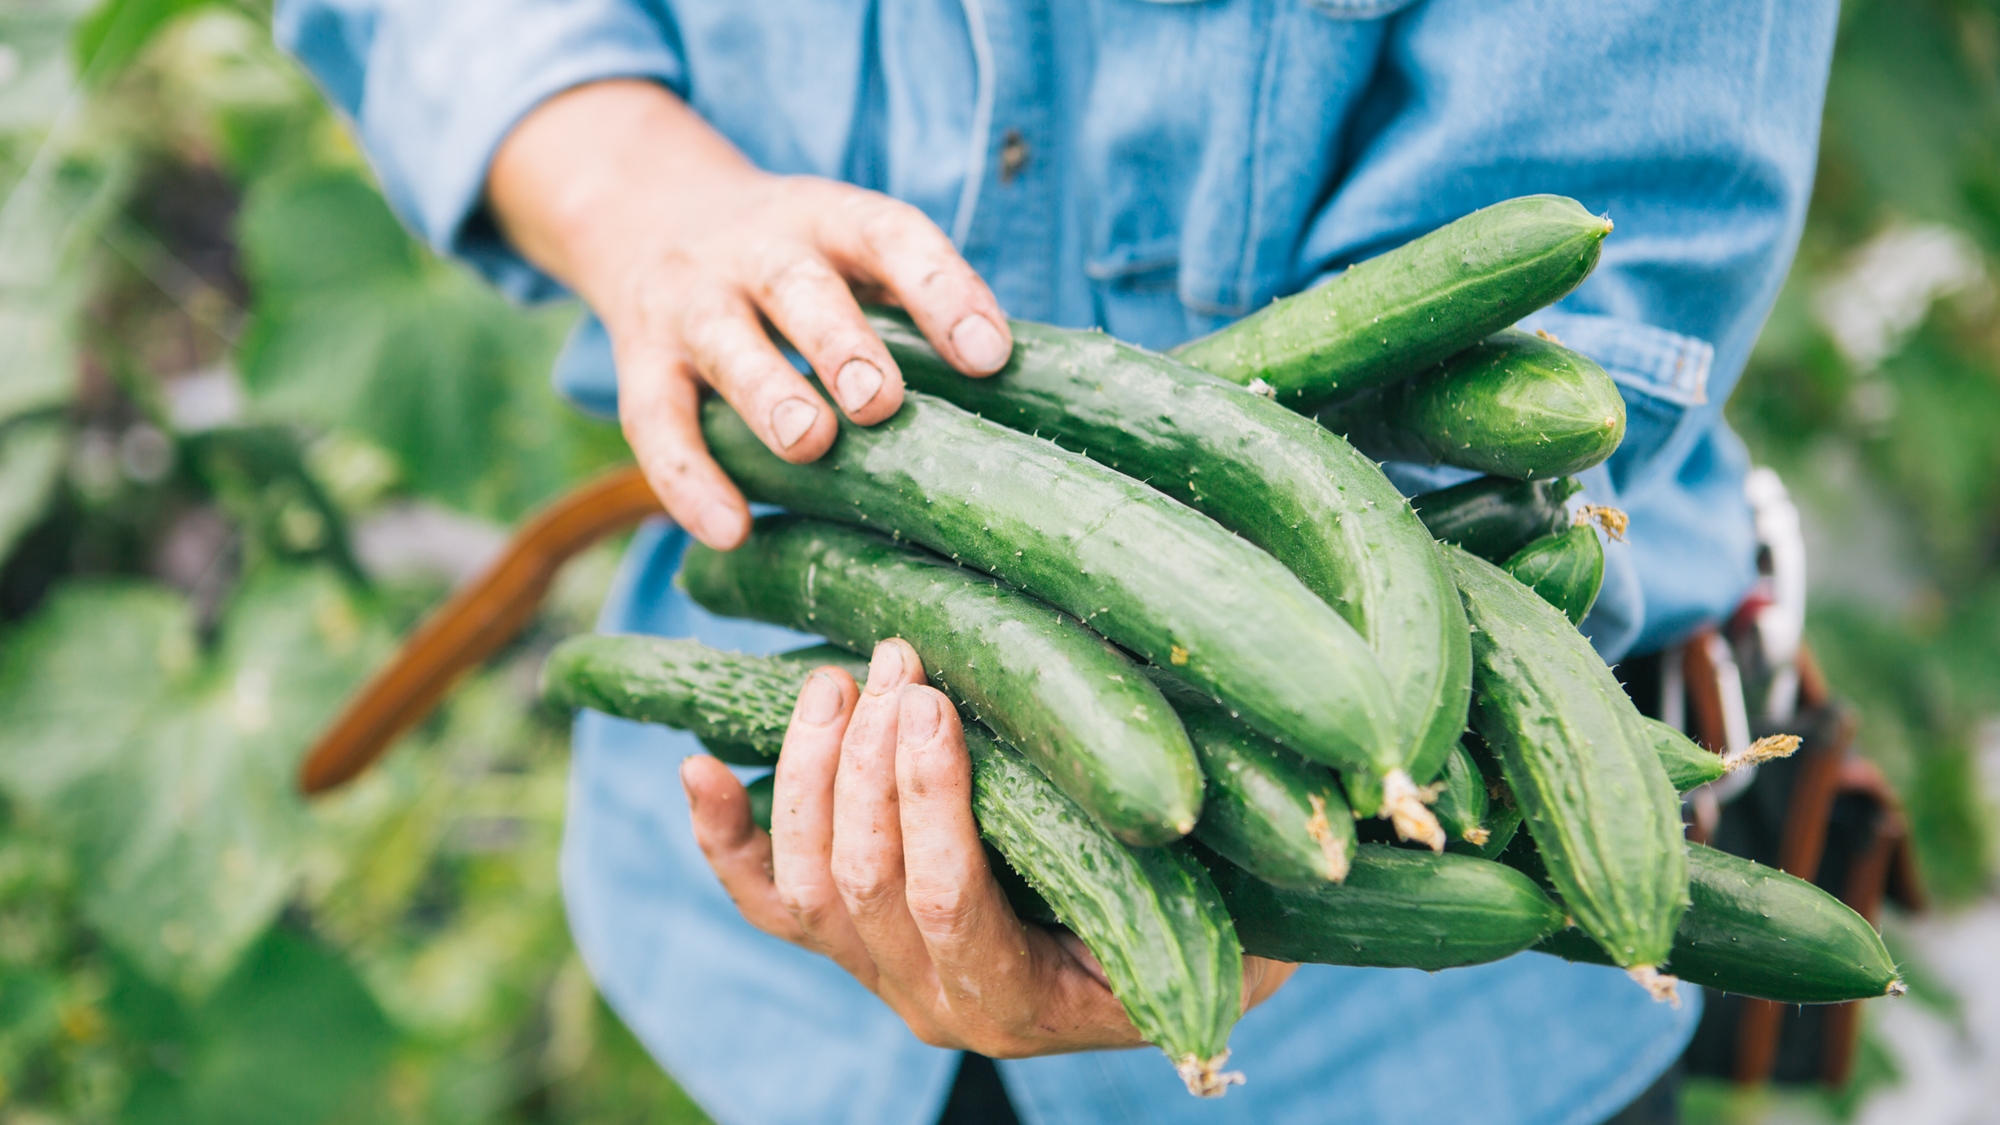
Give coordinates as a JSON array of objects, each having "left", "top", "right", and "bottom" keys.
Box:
[
  {"left": 1431, "top": 741, "right": 1492, "bottom": 851},
  {"left": 1535, "top": 843, "right": 1904, "bottom": 1004},
  {"left": 681, "top": 516, "right": 1203, "bottom": 846},
  {"left": 1447, "top": 546, "right": 1688, "bottom": 994},
  {"left": 869, "top": 309, "right": 1467, "bottom": 838},
  {"left": 1146, "top": 672, "right": 1354, "bottom": 888},
  {"left": 546, "top": 637, "right": 1244, "bottom": 1092},
  {"left": 1502, "top": 522, "right": 1605, "bottom": 626},
  {"left": 1412, "top": 476, "right": 1582, "bottom": 561},
  {"left": 1171, "top": 195, "right": 1610, "bottom": 411},
  {"left": 1205, "top": 843, "right": 1565, "bottom": 970},
  {"left": 702, "top": 392, "right": 1402, "bottom": 783},
  {"left": 1457, "top": 734, "right": 1526, "bottom": 859},
  {"left": 1316, "top": 330, "right": 1626, "bottom": 479},
  {"left": 1647, "top": 717, "right": 1726, "bottom": 792},
  {"left": 745, "top": 771, "right": 776, "bottom": 831}
]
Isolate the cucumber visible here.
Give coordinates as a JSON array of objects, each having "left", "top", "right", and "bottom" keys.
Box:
[
  {"left": 1171, "top": 196, "right": 1610, "bottom": 411},
  {"left": 1457, "top": 734, "right": 1527, "bottom": 859},
  {"left": 1447, "top": 546, "right": 1688, "bottom": 998},
  {"left": 701, "top": 391, "right": 1402, "bottom": 785},
  {"left": 547, "top": 638, "right": 1244, "bottom": 1092},
  {"left": 681, "top": 517, "right": 1203, "bottom": 846},
  {"left": 774, "top": 642, "right": 872, "bottom": 681},
  {"left": 1431, "top": 741, "right": 1492, "bottom": 850},
  {"left": 1535, "top": 843, "right": 1904, "bottom": 1004},
  {"left": 1316, "top": 330, "right": 1626, "bottom": 479},
  {"left": 1647, "top": 717, "right": 1725, "bottom": 793},
  {"left": 1502, "top": 521, "right": 1605, "bottom": 626},
  {"left": 1145, "top": 672, "right": 1354, "bottom": 888},
  {"left": 869, "top": 309, "right": 1468, "bottom": 839},
  {"left": 1412, "top": 476, "right": 1582, "bottom": 561},
  {"left": 1204, "top": 843, "right": 1565, "bottom": 970},
  {"left": 974, "top": 736, "right": 1245, "bottom": 1097},
  {"left": 746, "top": 770, "right": 775, "bottom": 831},
  {"left": 543, "top": 635, "right": 810, "bottom": 761},
  {"left": 1643, "top": 716, "right": 1801, "bottom": 794}
]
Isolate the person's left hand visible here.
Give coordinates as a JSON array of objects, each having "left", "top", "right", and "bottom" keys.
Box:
[{"left": 680, "top": 638, "right": 1297, "bottom": 1057}]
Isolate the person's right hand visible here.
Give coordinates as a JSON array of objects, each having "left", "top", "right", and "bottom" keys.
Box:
[{"left": 486, "top": 79, "right": 1014, "bottom": 549}]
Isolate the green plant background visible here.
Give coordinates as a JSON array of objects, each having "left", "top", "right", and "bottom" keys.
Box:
[{"left": 0, "top": 1, "right": 1992, "bottom": 1121}]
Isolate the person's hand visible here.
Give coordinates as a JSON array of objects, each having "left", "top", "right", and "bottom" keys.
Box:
[
  {"left": 487, "top": 80, "right": 1013, "bottom": 550},
  {"left": 680, "top": 639, "right": 1298, "bottom": 1058}
]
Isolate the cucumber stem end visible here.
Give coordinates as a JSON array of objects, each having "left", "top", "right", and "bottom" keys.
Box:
[
  {"left": 1175, "top": 1050, "right": 1245, "bottom": 1098},
  {"left": 1627, "top": 965, "right": 1682, "bottom": 1007},
  {"left": 1380, "top": 770, "right": 1447, "bottom": 852}
]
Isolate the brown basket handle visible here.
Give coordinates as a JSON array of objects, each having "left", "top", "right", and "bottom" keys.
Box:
[{"left": 299, "top": 466, "right": 665, "bottom": 796}]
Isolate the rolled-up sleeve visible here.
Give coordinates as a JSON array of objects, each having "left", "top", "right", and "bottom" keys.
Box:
[
  {"left": 274, "top": 0, "right": 687, "bottom": 301},
  {"left": 1317, "top": 0, "right": 1838, "bottom": 659}
]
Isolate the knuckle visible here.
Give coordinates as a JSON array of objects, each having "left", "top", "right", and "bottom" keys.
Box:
[
  {"left": 776, "top": 884, "right": 842, "bottom": 933},
  {"left": 905, "top": 883, "right": 979, "bottom": 940},
  {"left": 830, "top": 864, "right": 902, "bottom": 919}
]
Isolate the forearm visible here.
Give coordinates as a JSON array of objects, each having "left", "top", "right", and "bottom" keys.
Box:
[{"left": 486, "top": 79, "right": 763, "bottom": 320}]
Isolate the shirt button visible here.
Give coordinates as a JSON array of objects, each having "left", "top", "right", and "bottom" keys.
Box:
[{"left": 999, "top": 128, "right": 1030, "bottom": 183}]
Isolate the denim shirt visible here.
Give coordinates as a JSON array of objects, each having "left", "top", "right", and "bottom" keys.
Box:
[{"left": 277, "top": 2, "right": 1837, "bottom": 1122}]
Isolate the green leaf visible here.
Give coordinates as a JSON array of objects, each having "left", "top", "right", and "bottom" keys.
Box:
[
  {"left": 0, "top": 569, "right": 388, "bottom": 994},
  {"left": 71, "top": 0, "right": 222, "bottom": 85},
  {"left": 121, "top": 926, "right": 395, "bottom": 1125},
  {"left": 0, "top": 419, "right": 68, "bottom": 565}
]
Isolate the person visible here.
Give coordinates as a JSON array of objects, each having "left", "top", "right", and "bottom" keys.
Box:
[{"left": 276, "top": 2, "right": 1839, "bottom": 1122}]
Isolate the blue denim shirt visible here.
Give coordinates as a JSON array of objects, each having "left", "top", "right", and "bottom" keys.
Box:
[{"left": 277, "top": 2, "right": 1837, "bottom": 1121}]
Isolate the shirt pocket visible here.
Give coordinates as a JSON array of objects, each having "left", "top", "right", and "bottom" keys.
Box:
[{"left": 1519, "top": 310, "right": 1715, "bottom": 494}]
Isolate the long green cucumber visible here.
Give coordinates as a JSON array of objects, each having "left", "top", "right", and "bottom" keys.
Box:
[
  {"left": 680, "top": 517, "right": 1202, "bottom": 845},
  {"left": 1411, "top": 476, "right": 1581, "bottom": 561},
  {"left": 1142, "top": 671, "right": 1354, "bottom": 888},
  {"left": 1316, "top": 330, "right": 1626, "bottom": 479},
  {"left": 543, "top": 635, "right": 808, "bottom": 762},
  {"left": 869, "top": 309, "right": 1468, "bottom": 834},
  {"left": 1535, "top": 843, "right": 1904, "bottom": 1004},
  {"left": 1171, "top": 196, "right": 1610, "bottom": 411},
  {"left": 1205, "top": 843, "right": 1565, "bottom": 970},
  {"left": 701, "top": 391, "right": 1402, "bottom": 784},
  {"left": 546, "top": 638, "right": 1243, "bottom": 1092},
  {"left": 1502, "top": 521, "right": 1606, "bottom": 626},
  {"left": 1447, "top": 546, "right": 1688, "bottom": 997}
]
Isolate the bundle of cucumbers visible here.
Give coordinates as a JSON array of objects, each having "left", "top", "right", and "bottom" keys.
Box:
[{"left": 541, "top": 196, "right": 1902, "bottom": 1097}]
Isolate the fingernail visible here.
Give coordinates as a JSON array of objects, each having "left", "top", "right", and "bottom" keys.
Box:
[
  {"left": 835, "top": 359, "right": 885, "bottom": 413},
  {"left": 898, "top": 686, "right": 941, "bottom": 747},
  {"left": 770, "top": 397, "right": 819, "bottom": 449},
  {"left": 696, "top": 501, "right": 746, "bottom": 547},
  {"left": 680, "top": 759, "right": 701, "bottom": 810},
  {"left": 865, "top": 640, "right": 904, "bottom": 694},
  {"left": 798, "top": 672, "right": 842, "bottom": 725},
  {"left": 950, "top": 315, "right": 1010, "bottom": 373}
]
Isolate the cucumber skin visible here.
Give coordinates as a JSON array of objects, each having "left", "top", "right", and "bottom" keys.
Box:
[
  {"left": 1432, "top": 741, "right": 1490, "bottom": 850},
  {"left": 543, "top": 636, "right": 808, "bottom": 761},
  {"left": 701, "top": 391, "right": 1401, "bottom": 779},
  {"left": 745, "top": 771, "right": 776, "bottom": 832},
  {"left": 1413, "top": 476, "right": 1582, "bottom": 562},
  {"left": 1502, "top": 524, "right": 1605, "bottom": 626},
  {"left": 1149, "top": 673, "right": 1355, "bottom": 889},
  {"left": 1172, "top": 196, "right": 1610, "bottom": 411},
  {"left": 1206, "top": 844, "right": 1565, "bottom": 970},
  {"left": 872, "top": 310, "right": 1471, "bottom": 791},
  {"left": 681, "top": 517, "right": 1203, "bottom": 846},
  {"left": 548, "top": 638, "right": 1242, "bottom": 1071},
  {"left": 1448, "top": 546, "right": 1688, "bottom": 969},
  {"left": 1535, "top": 844, "right": 1902, "bottom": 1004},
  {"left": 973, "top": 735, "right": 1242, "bottom": 1079},
  {"left": 1318, "top": 330, "right": 1626, "bottom": 480},
  {"left": 1646, "top": 717, "right": 1727, "bottom": 793}
]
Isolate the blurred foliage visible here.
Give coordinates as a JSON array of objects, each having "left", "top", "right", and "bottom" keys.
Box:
[
  {"left": 0, "top": 0, "right": 1995, "bottom": 1122},
  {"left": 1731, "top": 0, "right": 2000, "bottom": 906},
  {"left": 0, "top": 0, "right": 688, "bottom": 1121}
]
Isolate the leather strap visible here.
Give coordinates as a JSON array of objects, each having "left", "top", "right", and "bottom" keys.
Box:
[{"left": 299, "top": 466, "right": 664, "bottom": 795}]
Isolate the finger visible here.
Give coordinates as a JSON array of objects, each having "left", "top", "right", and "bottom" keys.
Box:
[
  {"left": 892, "top": 685, "right": 1040, "bottom": 1024},
  {"left": 1242, "top": 956, "right": 1301, "bottom": 1013},
  {"left": 749, "top": 246, "right": 906, "bottom": 425},
  {"left": 829, "top": 641, "right": 934, "bottom": 993},
  {"left": 613, "top": 340, "right": 749, "bottom": 550},
  {"left": 815, "top": 193, "right": 1013, "bottom": 376},
  {"left": 677, "top": 290, "right": 839, "bottom": 463},
  {"left": 681, "top": 755, "right": 804, "bottom": 942},
  {"left": 770, "top": 668, "right": 875, "bottom": 981}
]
